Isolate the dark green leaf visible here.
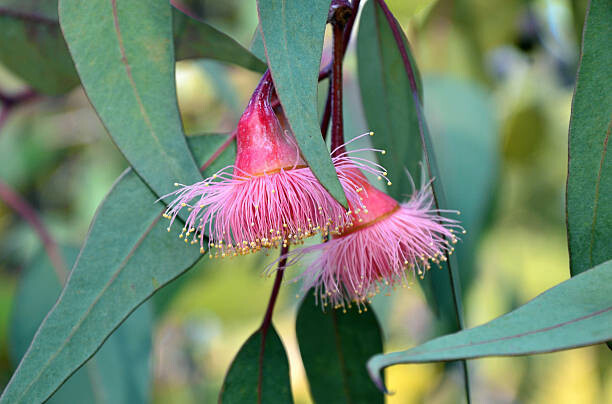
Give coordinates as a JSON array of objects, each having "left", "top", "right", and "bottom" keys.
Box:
[
  {"left": 173, "top": 5, "right": 267, "bottom": 73},
  {"left": 256, "top": 0, "right": 348, "bottom": 207},
  {"left": 566, "top": 0, "right": 612, "bottom": 276},
  {"left": 423, "top": 75, "right": 499, "bottom": 292},
  {"left": 9, "top": 247, "right": 152, "bottom": 404},
  {"left": 59, "top": 0, "right": 203, "bottom": 211},
  {"left": 0, "top": 134, "right": 235, "bottom": 404},
  {"left": 368, "top": 259, "right": 612, "bottom": 391},
  {"left": 296, "top": 291, "right": 383, "bottom": 404},
  {"left": 220, "top": 326, "right": 293, "bottom": 404},
  {"left": 357, "top": 2, "right": 469, "bottom": 397},
  {"left": 357, "top": 0, "right": 424, "bottom": 199},
  {"left": 0, "top": 0, "right": 79, "bottom": 94}
]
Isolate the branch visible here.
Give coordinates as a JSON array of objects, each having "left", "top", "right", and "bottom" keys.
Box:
[{"left": 0, "top": 180, "right": 68, "bottom": 282}]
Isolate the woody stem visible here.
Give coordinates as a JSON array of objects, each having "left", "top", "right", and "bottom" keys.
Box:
[{"left": 260, "top": 244, "right": 289, "bottom": 333}]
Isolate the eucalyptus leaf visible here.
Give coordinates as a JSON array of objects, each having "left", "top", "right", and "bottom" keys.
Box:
[
  {"left": 220, "top": 326, "right": 293, "bottom": 404},
  {"left": 0, "top": 0, "right": 79, "bottom": 94},
  {"left": 0, "top": 134, "right": 235, "bottom": 404},
  {"left": 59, "top": 0, "right": 202, "bottom": 215},
  {"left": 9, "top": 247, "right": 152, "bottom": 404},
  {"left": 256, "top": 0, "right": 348, "bottom": 207},
  {"left": 368, "top": 259, "right": 612, "bottom": 390},
  {"left": 173, "top": 4, "right": 267, "bottom": 73},
  {"left": 296, "top": 292, "right": 384, "bottom": 404},
  {"left": 357, "top": 0, "right": 424, "bottom": 199},
  {"left": 566, "top": 0, "right": 612, "bottom": 276}
]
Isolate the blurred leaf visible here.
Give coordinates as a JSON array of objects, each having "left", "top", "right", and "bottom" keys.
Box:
[
  {"left": 423, "top": 75, "right": 499, "bottom": 291},
  {"left": 368, "top": 259, "right": 612, "bottom": 390},
  {"left": 9, "top": 247, "right": 152, "bottom": 404},
  {"left": 173, "top": 4, "right": 267, "bottom": 73},
  {"left": 566, "top": 0, "right": 612, "bottom": 276},
  {"left": 59, "top": 0, "right": 203, "bottom": 215},
  {"left": 220, "top": 326, "right": 293, "bottom": 403},
  {"left": 256, "top": 0, "right": 348, "bottom": 208},
  {"left": 0, "top": 134, "right": 234, "bottom": 404},
  {"left": 296, "top": 291, "right": 384, "bottom": 404},
  {"left": 0, "top": 0, "right": 79, "bottom": 94},
  {"left": 357, "top": 0, "right": 424, "bottom": 199}
]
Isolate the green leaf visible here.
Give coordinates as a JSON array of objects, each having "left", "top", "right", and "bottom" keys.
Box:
[
  {"left": 59, "top": 0, "right": 203, "bottom": 210},
  {"left": 367, "top": 259, "right": 612, "bottom": 391},
  {"left": 0, "top": 134, "right": 235, "bottom": 404},
  {"left": 296, "top": 291, "right": 384, "bottom": 404},
  {"left": 220, "top": 326, "right": 293, "bottom": 404},
  {"left": 423, "top": 75, "right": 499, "bottom": 292},
  {"left": 256, "top": 0, "right": 348, "bottom": 208},
  {"left": 357, "top": 0, "right": 424, "bottom": 199},
  {"left": 173, "top": 5, "right": 267, "bottom": 73},
  {"left": 566, "top": 0, "right": 612, "bottom": 276},
  {"left": 0, "top": 0, "right": 79, "bottom": 94},
  {"left": 357, "top": 1, "right": 469, "bottom": 398},
  {"left": 9, "top": 247, "right": 152, "bottom": 404}
]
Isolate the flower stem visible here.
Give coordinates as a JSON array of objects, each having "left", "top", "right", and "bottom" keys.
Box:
[
  {"left": 328, "top": 1, "right": 353, "bottom": 156},
  {"left": 260, "top": 244, "right": 289, "bottom": 333}
]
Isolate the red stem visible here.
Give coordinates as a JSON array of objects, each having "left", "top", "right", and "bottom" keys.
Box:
[
  {"left": 0, "top": 180, "right": 68, "bottom": 282},
  {"left": 260, "top": 244, "right": 289, "bottom": 333},
  {"left": 199, "top": 131, "right": 237, "bottom": 172},
  {"left": 330, "top": 21, "right": 346, "bottom": 157}
]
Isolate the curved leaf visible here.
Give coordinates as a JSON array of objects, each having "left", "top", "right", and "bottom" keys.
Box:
[
  {"left": 368, "top": 259, "right": 612, "bottom": 390},
  {"left": 296, "top": 292, "right": 383, "bottom": 404},
  {"left": 256, "top": 0, "right": 348, "bottom": 207},
  {"left": 173, "top": 4, "right": 267, "bottom": 73},
  {"left": 59, "top": 0, "right": 202, "bottom": 209},
  {"left": 0, "top": 134, "right": 235, "bottom": 404},
  {"left": 357, "top": 0, "right": 423, "bottom": 199},
  {"left": 220, "top": 326, "right": 293, "bottom": 404},
  {"left": 566, "top": 0, "right": 612, "bottom": 276},
  {"left": 9, "top": 247, "right": 152, "bottom": 404},
  {"left": 0, "top": 0, "right": 79, "bottom": 94}
]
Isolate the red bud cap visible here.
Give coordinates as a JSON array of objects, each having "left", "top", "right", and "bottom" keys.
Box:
[{"left": 234, "top": 71, "right": 305, "bottom": 176}]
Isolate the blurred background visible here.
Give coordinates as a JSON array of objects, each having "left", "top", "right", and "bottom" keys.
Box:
[{"left": 1, "top": 0, "right": 610, "bottom": 403}]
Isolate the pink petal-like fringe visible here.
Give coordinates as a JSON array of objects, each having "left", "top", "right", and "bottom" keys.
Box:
[
  {"left": 293, "top": 186, "right": 463, "bottom": 309},
  {"left": 162, "top": 133, "right": 389, "bottom": 256}
]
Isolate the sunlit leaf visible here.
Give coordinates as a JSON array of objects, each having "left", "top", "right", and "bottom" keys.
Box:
[
  {"left": 220, "top": 326, "right": 293, "bottom": 404},
  {"left": 296, "top": 291, "right": 384, "bottom": 404},
  {"left": 256, "top": 0, "right": 348, "bottom": 207},
  {"left": 566, "top": 0, "right": 612, "bottom": 276},
  {"left": 9, "top": 247, "right": 152, "bottom": 404},
  {"left": 0, "top": 134, "right": 235, "bottom": 404},
  {"left": 368, "top": 259, "right": 612, "bottom": 390}
]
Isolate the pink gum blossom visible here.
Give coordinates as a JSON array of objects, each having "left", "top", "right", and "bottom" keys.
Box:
[{"left": 294, "top": 173, "right": 463, "bottom": 310}]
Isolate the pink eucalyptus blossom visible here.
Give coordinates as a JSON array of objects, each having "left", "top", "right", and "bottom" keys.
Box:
[
  {"left": 295, "top": 169, "right": 463, "bottom": 310},
  {"left": 162, "top": 73, "right": 387, "bottom": 258}
]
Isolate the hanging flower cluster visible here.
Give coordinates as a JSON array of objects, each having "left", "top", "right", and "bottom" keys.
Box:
[
  {"left": 163, "top": 72, "right": 387, "bottom": 258},
  {"left": 163, "top": 70, "right": 461, "bottom": 308}
]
